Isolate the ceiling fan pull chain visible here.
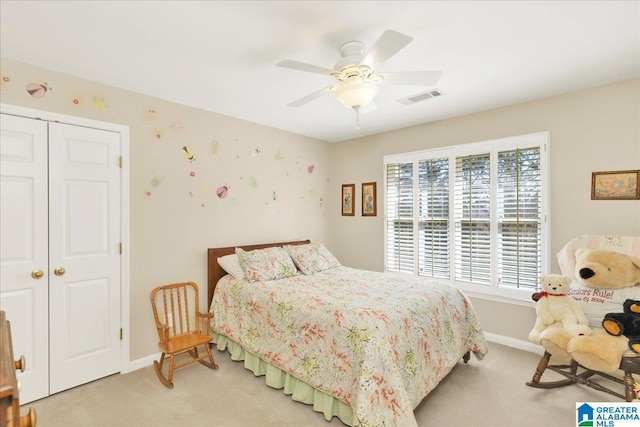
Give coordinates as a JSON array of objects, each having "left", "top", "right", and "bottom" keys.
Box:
[{"left": 354, "top": 106, "right": 361, "bottom": 130}]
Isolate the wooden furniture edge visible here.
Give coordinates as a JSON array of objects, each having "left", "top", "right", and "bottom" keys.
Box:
[
  {"left": 1, "top": 311, "right": 36, "bottom": 426},
  {"left": 207, "top": 239, "right": 311, "bottom": 308}
]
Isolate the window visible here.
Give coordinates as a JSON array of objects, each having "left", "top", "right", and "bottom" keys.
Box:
[{"left": 384, "top": 132, "right": 549, "bottom": 302}]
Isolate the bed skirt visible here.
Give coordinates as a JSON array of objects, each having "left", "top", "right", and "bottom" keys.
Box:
[{"left": 211, "top": 332, "right": 353, "bottom": 425}]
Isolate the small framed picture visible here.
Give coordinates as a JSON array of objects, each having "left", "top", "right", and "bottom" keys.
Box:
[
  {"left": 591, "top": 170, "right": 640, "bottom": 200},
  {"left": 341, "top": 184, "right": 355, "bottom": 216},
  {"left": 361, "top": 182, "right": 377, "bottom": 216}
]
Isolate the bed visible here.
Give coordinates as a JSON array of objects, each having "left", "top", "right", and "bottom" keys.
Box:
[{"left": 207, "top": 240, "right": 488, "bottom": 427}]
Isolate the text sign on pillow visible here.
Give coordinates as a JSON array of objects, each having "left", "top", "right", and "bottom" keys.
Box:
[{"left": 568, "top": 281, "right": 640, "bottom": 329}]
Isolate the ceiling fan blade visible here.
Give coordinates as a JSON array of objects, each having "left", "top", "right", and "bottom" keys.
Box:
[
  {"left": 378, "top": 70, "right": 443, "bottom": 86},
  {"left": 287, "top": 86, "right": 333, "bottom": 107},
  {"left": 276, "top": 60, "right": 334, "bottom": 76},
  {"left": 358, "top": 30, "right": 413, "bottom": 70}
]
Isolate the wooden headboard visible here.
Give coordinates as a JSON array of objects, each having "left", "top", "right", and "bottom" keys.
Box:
[{"left": 207, "top": 240, "right": 310, "bottom": 308}]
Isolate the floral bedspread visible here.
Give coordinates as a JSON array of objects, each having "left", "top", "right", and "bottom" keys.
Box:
[{"left": 210, "top": 266, "right": 488, "bottom": 427}]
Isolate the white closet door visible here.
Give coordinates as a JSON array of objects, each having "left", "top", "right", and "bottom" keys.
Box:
[
  {"left": 48, "top": 123, "right": 121, "bottom": 394},
  {"left": 0, "top": 114, "right": 50, "bottom": 403}
]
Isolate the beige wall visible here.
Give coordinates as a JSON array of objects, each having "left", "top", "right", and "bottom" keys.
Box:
[
  {"left": 2, "top": 56, "right": 638, "bottom": 360},
  {"left": 1, "top": 58, "right": 334, "bottom": 360},
  {"left": 329, "top": 78, "right": 640, "bottom": 344}
]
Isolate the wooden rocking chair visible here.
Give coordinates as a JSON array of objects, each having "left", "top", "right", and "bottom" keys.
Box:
[
  {"left": 150, "top": 282, "right": 218, "bottom": 388},
  {"left": 526, "top": 234, "right": 640, "bottom": 401},
  {"left": 527, "top": 350, "right": 640, "bottom": 401}
]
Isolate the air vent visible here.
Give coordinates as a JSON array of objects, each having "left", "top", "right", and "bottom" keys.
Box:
[{"left": 398, "top": 89, "right": 445, "bottom": 105}]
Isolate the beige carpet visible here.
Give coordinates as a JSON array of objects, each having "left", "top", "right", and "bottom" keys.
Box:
[{"left": 26, "top": 343, "right": 625, "bottom": 427}]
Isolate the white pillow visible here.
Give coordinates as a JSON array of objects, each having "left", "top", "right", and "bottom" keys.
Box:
[
  {"left": 568, "top": 281, "right": 640, "bottom": 329},
  {"left": 217, "top": 254, "right": 246, "bottom": 280}
]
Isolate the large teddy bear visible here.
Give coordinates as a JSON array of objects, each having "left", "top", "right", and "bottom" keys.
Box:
[{"left": 539, "top": 248, "right": 640, "bottom": 373}]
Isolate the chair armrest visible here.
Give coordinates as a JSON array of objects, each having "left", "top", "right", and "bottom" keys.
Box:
[
  {"left": 154, "top": 318, "right": 170, "bottom": 330},
  {"left": 196, "top": 311, "right": 213, "bottom": 319},
  {"left": 195, "top": 311, "right": 213, "bottom": 334},
  {"left": 155, "top": 322, "right": 170, "bottom": 341}
]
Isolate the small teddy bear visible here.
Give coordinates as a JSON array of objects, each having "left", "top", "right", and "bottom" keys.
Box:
[
  {"left": 529, "top": 274, "right": 591, "bottom": 344},
  {"left": 602, "top": 299, "right": 640, "bottom": 353}
]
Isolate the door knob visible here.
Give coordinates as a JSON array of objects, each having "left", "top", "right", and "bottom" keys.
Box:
[
  {"left": 54, "top": 267, "right": 66, "bottom": 276},
  {"left": 31, "top": 269, "right": 44, "bottom": 279},
  {"left": 15, "top": 355, "right": 25, "bottom": 373}
]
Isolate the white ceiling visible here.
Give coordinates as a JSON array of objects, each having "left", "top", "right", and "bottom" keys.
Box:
[{"left": 1, "top": 1, "right": 638, "bottom": 143}]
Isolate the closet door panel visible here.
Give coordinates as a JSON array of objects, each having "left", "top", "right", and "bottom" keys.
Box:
[
  {"left": 66, "top": 180, "right": 109, "bottom": 255},
  {"left": 0, "top": 114, "right": 50, "bottom": 403},
  {"left": 48, "top": 123, "right": 121, "bottom": 394}
]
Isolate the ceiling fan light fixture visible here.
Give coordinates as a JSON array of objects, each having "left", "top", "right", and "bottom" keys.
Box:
[{"left": 333, "top": 82, "right": 379, "bottom": 110}]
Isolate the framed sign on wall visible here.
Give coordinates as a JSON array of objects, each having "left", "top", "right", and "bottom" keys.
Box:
[
  {"left": 341, "top": 184, "right": 355, "bottom": 216},
  {"left": 362, "top": 182, "right": 377, "bottom": 216},
  {"left": 591, "top": 170, "right": 640, "bottom": 200}
]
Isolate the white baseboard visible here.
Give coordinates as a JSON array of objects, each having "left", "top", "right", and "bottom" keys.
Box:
[
  {"left": 121, "top": 352, "right": 160, "bottom": 374},
  {"left": 484, "top": 332, "right": 544, "bottom": 355}
]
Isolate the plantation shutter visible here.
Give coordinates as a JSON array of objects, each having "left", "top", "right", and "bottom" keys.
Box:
[
  {"left": 454, "top": 153, "right": 491, "bottom": 285},
  {"left": 497, "top": 147, "right": 541, "bottom": 289},
  {"left": 386, "top": 162, "right": 414, "bottom": 273},
  {"left": 418, "top": 158, "right": 450, "bottom": 278},
  {"left": 384, "top": 132, "right": 548, "bottom": 299}
]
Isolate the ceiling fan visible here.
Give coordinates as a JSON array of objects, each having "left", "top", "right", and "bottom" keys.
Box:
[{"left": 276, "top": 29, "right": 443, "bottom": 127}]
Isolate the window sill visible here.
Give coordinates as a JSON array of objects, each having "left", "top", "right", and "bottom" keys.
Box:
[
  {"left": 454, "top": 282, "right": 535, "bottom": 308},
  {"left": 462, "top": 288, "right": 534, "bottom": 308}
]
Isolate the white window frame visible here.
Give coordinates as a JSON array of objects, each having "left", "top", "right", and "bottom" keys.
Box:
[{"left": 383, "top": 132, "right": 550, "bottom": 305}]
